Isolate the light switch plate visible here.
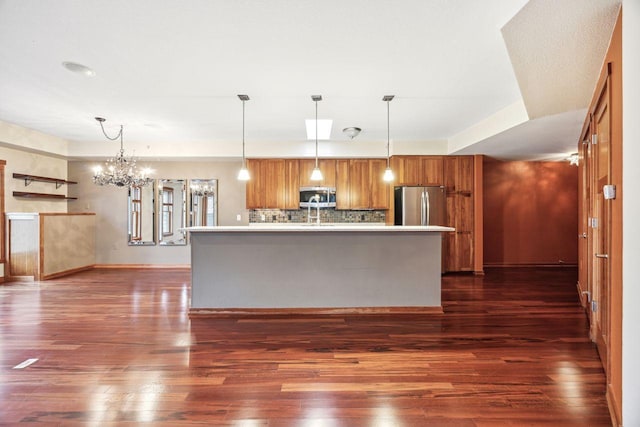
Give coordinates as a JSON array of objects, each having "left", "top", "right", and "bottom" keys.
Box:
[{"left": 603, "top": 184, "right": 616, "bottom": 200}]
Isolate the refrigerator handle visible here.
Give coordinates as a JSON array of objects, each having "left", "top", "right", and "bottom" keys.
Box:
[
  {"left": 420, "top": 190, "right": 426, "bottom": 226},
  {"left": 425, "top": 190, "right": 430, "bottom": 226}
]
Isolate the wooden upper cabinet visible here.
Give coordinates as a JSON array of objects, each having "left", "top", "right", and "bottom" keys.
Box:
[
  {"left": 393, "top": 156, "right": 422, "bottom": 186},
  {"left": 392, "top": 156, "right": 443, "bottom": 186},
  {"left": 421, "top": 157, "right": 444, "bottom": 186},
  {"left": 284, "top": 159, "right": 300, "bottom": 209},
  {"left": 444, "top": 156, "right": 458, "bottom": 193},
  {"left": 335, "top": 160, "right": 350, "bottom": 210},
  {"left": 263, "top": 159, "right": 286, "bottom": 209},
  {"left": 348, "top": 159, "right": 370, "bottom": 210},
  {"left": 245, "top": 159, "right": 292, "bottom": 209},
  {"left": 369, "top": 159, "right": 390, "bottom": 209},
  {"left": 247, "top": 157, "right": 391, "bottom": 211},
  {"left": 299, "top": 159, "right": 336, "bottom": 187},
  {"left": 245, "top": 158, "right": 265, "bottom": 209},
  {"left": 457, "top": 156, "right": 474, "bottom": 193},
  {"left": 341, "top": 159, "right": 390, "bottom": 210}
]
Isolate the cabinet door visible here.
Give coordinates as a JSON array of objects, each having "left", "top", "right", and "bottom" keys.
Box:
[
  {"left": 369, "top": 159, "right": 390, "bottom": 209},
  {"left": 444, "top": 156, "right": 458, "bottom": 193},
  {"left": 456, "top": 231, "right": 474, "bottom": 271},
  {"left": 299, "top": 159, "right": 336, "bottom": 187},
  {"left": 319, "top": 159, "right": 336, "bottom": 187},
  {"left": 349, "top": 159, "right": 370, "bottom": 209},
  {"left": 284, "top": 159, "right": 300, "bottom": 209},
  {"left": 335, "top": 160, "right": 350, "bottom": 210},
  {"left": 421, "top": 157, "right": 444, "bottom": 186},
  {"left": 457, "top": 156, "right": 474, "bottom": 193},
  {"left": 394, "top": 156, "right": 422, "bottom": 186},
  {"left": 442, "top": 156, "right": 476, "bottom": 272},
  {"left": 263, "top": 159, "right": 286, "bottom": 209},
  {"left": 245, "top": 159, "right": 265, "bottom": 209},
  {"left": 457, "top": 192, "right": 473, "bottom": 233}
]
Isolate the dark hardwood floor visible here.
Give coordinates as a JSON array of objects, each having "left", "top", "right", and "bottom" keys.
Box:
[{"left": 0, "top": 268, "right": 611, "bottom": 426}]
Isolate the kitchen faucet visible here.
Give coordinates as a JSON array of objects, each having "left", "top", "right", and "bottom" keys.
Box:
[{"left": 307, "top": 194, "right": 321, "bottom": 225}]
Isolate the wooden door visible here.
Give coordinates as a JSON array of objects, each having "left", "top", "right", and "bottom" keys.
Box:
[
  {"left": 245, "top": 159, "right": 265, "bottom": 209},
  {"left": 284, "top": 160, "right": 300, "bottom": 210},
  {"left": 349, "top": 159, "right": 370, "bottom": 209},
  {"left": 421, "top": 157, "right": 443, "bottom": 186},
  {"left": 394, "top": 156, "right": 422, "bottom": 186},
  {"left": 299, "top": 159, "right": 337, "bottom": 187},
  {"left": 457, "top": 156, "right": 474, "bottom": 193},
  {"left": 456, "top": 192, "right": 474, "bottom": 271},
  {"left": 335, "top": 160, "right": 350, "bottom": 210},
  {"left": 591, "top": 79, "right": 611, "bottom": 372},
  {"left": 442, "top": 156, "right": 475, "bottom": 273},
  {"left": 444, "top": 157, "right": 458, "bottom": 193},
  {"left": 263, "top": 159, "right": 286, "bottom": 209},
  {"left": 578, "top": 127, "right": 592, "bottom": 318}
]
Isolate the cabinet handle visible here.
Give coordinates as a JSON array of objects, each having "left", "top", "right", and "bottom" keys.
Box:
[
  {"left": 595, "top": 253, "right": 608, "bottom": 259},
  {"left": 579, "top": 233, "right": 587, "bottom": 239}
]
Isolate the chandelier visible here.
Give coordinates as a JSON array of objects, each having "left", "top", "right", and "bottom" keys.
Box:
[{"left": 92, "top": 117, "right": 152, "bottom": 187}]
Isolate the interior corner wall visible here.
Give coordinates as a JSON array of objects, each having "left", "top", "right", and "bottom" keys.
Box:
[
  {"left": 482, "top": 158, "right": 578, "bottom": 267},
  {"left": 67, "top": 160, "right": 247, "bottom": 265},
  {"left": 0, "top": 146, "right": 69, "bottom": 213}
]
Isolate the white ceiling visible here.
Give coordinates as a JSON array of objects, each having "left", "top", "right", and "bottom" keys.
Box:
[{"left": 0, "top": 0, "right": 620, "bottom": 161}]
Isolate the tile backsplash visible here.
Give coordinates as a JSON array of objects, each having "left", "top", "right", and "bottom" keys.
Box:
[{"left": 249, "top": 209, "right": 386, "bottom": 224}]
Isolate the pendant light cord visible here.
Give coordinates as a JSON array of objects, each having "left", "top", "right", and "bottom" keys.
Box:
[
  {"left": 242, "top": 100, "right": 246, "bottom": 167},
  {"left": 386, "top": 100, "right": 390, "bottom": 167},
  {"left": 97, "top": 119, "right": 124, "bottom": 152}
]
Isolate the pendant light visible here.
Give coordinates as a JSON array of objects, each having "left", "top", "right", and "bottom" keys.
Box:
[
  {"left": 237, "top": 94, "right": 251, "bottom": 181},
  {"left": 382, "top": 95, "right": 395, "bottom": 182},
  {"left": 310, "top": 95, "right": 324, "bottom": 181}
]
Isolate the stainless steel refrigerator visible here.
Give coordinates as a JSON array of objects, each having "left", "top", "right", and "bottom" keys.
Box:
[{"left": 394, "top": 186, "right": 446, "bottom": 226}]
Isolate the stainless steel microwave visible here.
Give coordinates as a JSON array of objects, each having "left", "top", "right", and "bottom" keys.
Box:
[{"left": 299, "top": 186, "right": 336, "bottom": 208}]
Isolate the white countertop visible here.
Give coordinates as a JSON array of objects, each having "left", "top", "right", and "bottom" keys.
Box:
[{"left": 186, "top": 225, "right": 455, "bottom": 233}]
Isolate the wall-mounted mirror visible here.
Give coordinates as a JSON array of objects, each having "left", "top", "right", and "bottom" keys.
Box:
[
  {"left": 158, "top": 179, "right": 187, "bottom": 246},
  {"left": 190, "top": 179, "right": 218, "bottom": 227},
  {"left": 128, "top": 183, "right": 156, "bottom": 246}
]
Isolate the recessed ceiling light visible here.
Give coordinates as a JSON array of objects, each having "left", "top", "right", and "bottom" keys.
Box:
[
  {"left": 62, "top": 61, "right": 95, "bottom": 77},
  {"left": 305, "top": 119, "right": 332, "bottom": 140}
]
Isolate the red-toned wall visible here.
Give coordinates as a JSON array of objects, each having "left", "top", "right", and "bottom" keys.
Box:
[{"left": 483, "top": 159, "right": 578, "bottom": 267}]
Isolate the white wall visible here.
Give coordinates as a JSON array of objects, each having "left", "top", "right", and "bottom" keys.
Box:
[
  {"left": 622, "top": 1, "right": 640, "bottom": 425},
  {"left": 67, "top": 160, "right": 247, "bottom": 265}
]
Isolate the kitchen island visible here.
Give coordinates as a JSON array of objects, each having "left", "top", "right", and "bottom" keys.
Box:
[{"left": 188, "top": 225, "right": 453, "bottom": 315}]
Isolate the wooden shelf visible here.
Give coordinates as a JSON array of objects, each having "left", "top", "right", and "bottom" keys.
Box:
[
  {"left": 13, "top": 191, "right": 77, "bottom": 200},
  {"left": 13, "top": 173, "right": 78, "bottom": 189}
]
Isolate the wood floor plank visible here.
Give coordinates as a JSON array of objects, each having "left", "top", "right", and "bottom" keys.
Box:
[{"left": 0, "top": 267, "right": 611, "bottom": 425}]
